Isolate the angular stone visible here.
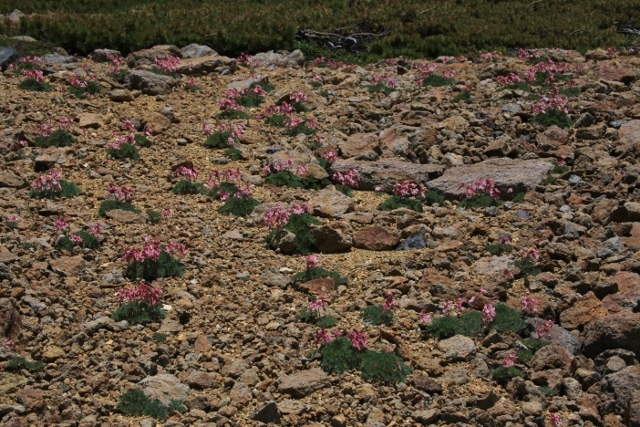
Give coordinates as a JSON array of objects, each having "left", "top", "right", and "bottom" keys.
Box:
[
  {"left": 181, "top": 43, "right": 217, "bottom": 59},
  {"left": 338, "top": 133, "right": 380, "bottom": 159},
  {"left": 296, "top": 276, "right": 335, "bottom": 295},
  {"left": 559, "top": 291, "right": 608, "bottom": 330},
  {"left": 0, "top": 170, "right": 26, "bottom": 188},
  {"left": 250, "top": 50, "right": 304, "bottom": 68},
  {"left": 138, "top": 374, "right": 190, "bottom": 406},
  {"left": 229, "top": 381, "right": 252, "bottom": 406},
  {"left": 90, "top": 48, "right": 121, "bottom": 63},
  {"left": 126, "top": 45, "right": 182, "bottom": 68},
  {"left": 535, "top": 126, "right": 568, "bottom": 150},
  {"left": 331, "top": 159, "right": 444, "bottom": 191},
  {"left": 124, "top": 70, "right": 178, "bottom": 96},
  {"left": 177, "top": 56, "right": 237, "bottom": 76},
  {"left": 354, "top": 226, "right": 400, "bottom": 251},
  {"left": 49, "top": 255, "right": 85, "bottom": 277},
  {"left": 437, "top": 335, "right": 476, "bottom": 361},
  {"left": 0, "top": 298, "right": 20, "bottom": 339},
  {"left": 583, "top": 312, "right": 640, "bottom": 358},
  {"left": 76, "top": 113, "right": 104, "bottom": 129},
  {"left": 310, "top": 187, "right": 354, "bottom": 218},
  {"left": 312, "top": 221, "right": 354, "bottom": 253},
  {"left": 428, "top": 158, "right": 554, "bottom": 198},
  {"left": 193, "top": 335, "right": 212, "bottom": 353},
  {"left": 252, "top": 401, "right": 281, "bottom": 424},
  {"left": 42, "top": 345, "right": 65, "bottom": 362},
  {"left": 530, "top": 343, "right": 574, "bottom": 374},
  {"left": 187, "top": 371, "right": 217, "bottom": 390},
  {"left": 278, "top": 368, "right": 329, "bottom": 398},
  {"left": 109, "top": 89, "right": 134, "bottom": 102},
  {"left": 142, "top": 112, "right": 171, "bottom": 135}
]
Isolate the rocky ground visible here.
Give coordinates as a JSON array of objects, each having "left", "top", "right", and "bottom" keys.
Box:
[{"left": 1, "top": 42, "right": 640, "bottom": 427}]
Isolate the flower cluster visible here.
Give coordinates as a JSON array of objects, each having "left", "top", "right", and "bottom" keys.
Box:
[
  {"left": 261, "top": 159, "right": 308, "bottom": 177},
  {"left": 31, "top": 169, "right": 63, "bottom": 193},
  {"left": 308, "top": 294, "right": 328, "bottom": 315},
  {"left": 306, "top": 253, "right": 322, "bottom": 269},
  {"left": 523, "top": 246, "right": 540, "bottom": 260},
  {"left": 382, "top": 291, "right": 396, "bottom": 313},
  {"left": 532, "top": 87, "right": 569, "bottom": 114},
  {"left": 118, "top": 280, "right": 163, "bottom": 306},
  {"left": 419, "top": 309, "right": 432, "bottom": 324},
  {"left": 536, "top": 319, "right": 554, "bottom": 339},
  {"left": 482, "top": 303, "right": 496, "bottom": 324},
  {"left": 480, "top": 51, "right": 501, "bottom": 61},
  {"left": 264, "top": 203, "right": 309, "bottom": 228},
  {"left": 21, "top": 68, "right": 44, "bottom": 83},
  {"left": 525, "top": 58, "right": 571, "bottom": 84},
  {"left": 443, "top": 69, "right": 456, "bottom": 78},
  {"left": 236, "top": 52, "right": 256, "bottom": 65},
  {"left": 496, "top": 72, "right": 522, "bottom": 84},
  {"left": 107, "top": 133, "right": 135, "bottom": 150},
  {"left": 8, "top": 139, "right": 27, "bottom": 152},
  {"left": 154, "top": 56, "right": 181, "bottom": 74},
  {"left": 371, "top": 73, "right": 397, "bottom": 87},
  {"left": 206, "top": 167, "right": 242, "bottom": 188},
  {"left": 521, "top": 292, "right": 539, "bottom": 314},
  {"left": 458, "top": 177, "right": 502, "bottom": 199},
  {"left": 502, "top": 352, "right": 518, "bottom": 368},
  {"left": 174, "top": 166, "right": 199, "bottom": 182},
  {"left": 218, "top": 88, "right": 245, "bottom": 111},
  {"left": 332, "top": 169, "right": 360, "bottom": 189},
  {"left": 347, "top": 328, "right": 368, "bottom": 351},
  {"left": 107, "top": 182, "right": 135, "bottom": 202},
  {"left": 412, "top": 60, "right": 437, "bottom": 79},
  {"left": 314, "top": 327, "right": 343, "bottom": 344},
  {"left": 309, "top": 57, "right": 345, "bottom": 68},
  {"left": 107, "top": 53, "right": 124, "bottom": 75},
  {"left": 517, "top": 48, "right": 541, "bottom": 60},
  {"left": 36, "top": 118, "right": 72, "bottom": 137},
  {"left": 219, "top": 121, "right": 247, "bottom": 146},
  {"left": 123, "top": 236, "right": 185, "bottom": 263},
  {"left": 320, "top": 149, "right": 338, "bottom": 163}
]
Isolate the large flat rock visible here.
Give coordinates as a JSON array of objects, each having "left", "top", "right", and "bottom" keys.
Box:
[
  {"left": 331, "top": 159, "right": 444, "bottom": 191},
  {"left": 427, "top": 158, "right": 553, "bottom": 198}
]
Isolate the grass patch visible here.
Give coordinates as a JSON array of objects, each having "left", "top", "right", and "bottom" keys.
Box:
[
  {"left": 55, "top": 230, "right": 100, "bottom": 251},
  {"left": 152, "top": 332, "right": 168, "bottom": 342},
  {"left": 457, "top": 194, "right": 498, "bottom": 209},
  {"left": 5, "top": 357, "right": 45, "bottom": 372},
  {"left": 267, "top": 213, "right": 322, "bottom": 254},
  {"left": 265, "top": 114, "right": 285, "bottom": 127},
  {"left": 492, "top": 304, "right": 526, "bottom": 333},
  {"left": 68, "top": 80, "right": 102, "bottom": 98},
  {"left": 425, "top": 310, "right": 483, "bottom": 339},
  {"left": 531, "top": 109, "right": 573, "bottom": 128},
  {"left": 117, "top": 389, "right": 184, "bottom": 421},
  {"left": 485, "top": 243, "right": 513, "bottom": 256},
  {"left": 134, "top": 134, "right": 153, "bottom": 147},
  {"left": 452, "top": 91, "right": 472, "bottom": 102},
  {"left": 18, "top": 79, "right": 53, "bottom": 92},
  {"left": 377, "top": 196, "right": 423, "bottom": 213},
  {"left": 265, "top": 170, "right": 330, "bottom": 190},
  {"left": 204, "top": 131, "right": 237, "bottom": 149},
  {"left": 514, "top": 258, "right": 541, "bottom": 276},
  {"left": 147, "top": 209, "right": 162, "bottom": 223},
  {"left": 30, "top": 180, "right": 80, "bottom": 199},
  {"left": 217, "top": 110, "right": 249, "bottom": 120},
  {"left": 107, "top": 143, "right": 140, "bottom": 160},
  {"left": 224, "top": 146, "right": 243, "bottom": 160},
  {"left": 491, "top": 366, "right": 524, "bottom": 386},
  {"left": 291, "top": 267, "right": 348, "bottom": 285},
  {"left": 366, "top": 83, "right": 394, "bottom": 95},
  {"left": 422, "top": 74, "right": 455, "bottom": 87},
  {"left": 217, "top": 196, "right": 260, "bottom": 217},
  {"left": 34, "top": 129, "right": 75, "bottom": 148},
  {"left": 172, "top": 180, "right": 204, "bottom": 195},
  {"left": 124, "top": 251, "right": 185, "bottom": 281},
  {"left": 559, "top": 87, "right": 581, "bottom": 97},
  {"left": 362, "top": 305, "right": 394, "bottom": 325},
  {"left": 98, "top": 200, "right": 139, "bottom": 217},
  {"left": 112, "top": 301, "right": 166, "bottom": 325},
  {"left": 298, "top": 308, "right": 338, "bottom": 328}
]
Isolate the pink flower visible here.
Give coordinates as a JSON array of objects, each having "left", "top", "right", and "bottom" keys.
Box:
[
  {"left": 308, "top": 295, "right": 328, "bottom": 315},
  {"left": 482, "top": 303, "right": 496, "bottom": 324},
  {"left": 392, "top": 181, "right": 426, "bottom": 198},
  {"left": 502, "top": 352, "right": 518, "bottom": 368},
  {"left": 2, "top": 340, "right": 14, "bottom": 348},
  {"left": 332, "top": 168, "right": 360, "bottom": 188},
  {"left": 322, "top": 149, "right": 338, "bottom": 163},
  {"left": 153, "top": 56, "right": 180, "bottom": 74},
  {"left": 70, "top": 234, "right": 83, "bottom": 243},
  {"left": 383, "top": 291, "right": 396, "bottom": 313},
  {"left": 306, "top": 253, "right": 322, "bottom": 269},
  {"left": 521, "top": 292, "right": 539, "bottom": 314},
  {"left": 289, "top": 91, "right": 308, "bottom": 104},
  {"left": 174, "top": 166, "right": 199, "bottom": 182},
  {"left": 217, "top": 190, "right": 229, "bottom": 201},
  {"left": 54, "top": 217, "right": 69, "bottom": 233},
  {"left": 296, "top": 164, "right": 308, "bottom": 177},
  {"left": 202, "top": 122, "right": 213, "bottom": 136},
  {"left": 347, "top": 328, "right": 368, "bottom": 351},
  {"left": 442, "top": 300, "right": 454, "bottom": 314},
  {"left": 498, "top": 236, "right": 511, "bottom": 245},
  {"left": 419, "top": 309, "right": 432, "bottom": 324},
  {"left": 314, "top": 327, "right": 335, "bottom": 344},
  {"left": 536, "top": 320, "right": 554, "bottom": 339},
  {"left": 524, "top": 247, "right": 540, "bottom": 260},
  {"left": 165, "top": 241, "right": 186, "bottom": 256},
  {"left": 90, "top": 222, "right": 103, "bottom": 237},
  {"left": 264, "top": 205, "right": 291, "bottom": 229},
  {"left": 118, "top": 280, "right": 163, "bottom": 306},
  {"left": 8, "top": 140, "right": 27, "bottom": 152},
  {"left": 443, "top": 69, "right": 456, "bottom": 78},
  {"left": 549, "top": 412, "right": 563, "bottom": 427},
  {"left": 162, "top": 206, "right": 171, "bottom": 219}
]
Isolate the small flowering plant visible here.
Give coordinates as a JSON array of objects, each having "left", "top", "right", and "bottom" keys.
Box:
[
  {"left": 54, "top": 217, "right": 102, "bottom": 251},
  {"left": 203, "top": 121, "right": 246, "bottom": 150},
  {"left": 122, "top": 236, "right": 186, "bottom": 281},
  {"left": 531, "top": 87, "right": 573, "bottom": 128},
  {"left": 4, "top": 214, "right": 20, "bottom": 230},
  {"left": 151, "top": 55, "right": 181, "bottom": 77},
  {"left": 485, "top": 235, "right": 514, "bottom": 255},
  {"left": 265, "top": 202, "right": 321, "bottom": 254},
  {"left": 457, "top": 177, "right": 509, "bottom": 209},
  {"left": 263, "top": 159, "right": 330, "bottom": 190},
  {"left": 16, "top": 57, "right": 52, "bottom": 92},
  {"left": 172, "top": 165, "right": 204, "bottom": 195},
  {"left": 490, "top": 351, "right": 524, "bottom": 385},
  {"left": 98, "top": 183, "right": 139, "bottom": 217},
  {"left": 366, "top": 73, "right": 397, "bottom": 95},
  {"left": 205, "top": 168, "right": 260, "bottom": 217},
  {"left": 106, "top": 53, "right": 128, "bottom": 82},
  {"left": 291, "top": 253, "right": 348, "bottom": 286},
  {"left": 331, "top": 168, "right": 359, "bottom": 197},
  {"left": 111, "top": 280, "right": 166, "bottom": 325},
  {"left": 298, "top": 295, "right": 338, "bottom": 328},
  {"left": 376, "top": 180, "right": 440, "bottom": 212},
  {"left": 67, "top": 73, "right": 102, "bottom": 99},
  {"left": 30, "top": 169, "right": 81, "bottom": 199},
  {"left": 33, "top": 118, "right": 76, "bottom": 148},
  {"left": 7, "top": 139, "right": 27, "bottom": 159},
  {"left": 106, "top": 132, "right": 140, "bottom": 160},
  {"left": 217, "top": 88, "right": 250, "bottom": 119},
  {"left": 362, "top": 291, "right": 396, "bottom": 325}
]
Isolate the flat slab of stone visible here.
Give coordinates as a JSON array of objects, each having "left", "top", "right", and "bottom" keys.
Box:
[
  {"left": 427, "top": 158, "right": 553, "bottom": 198},
  {"left": 331, "top": 159, "right": 444, "bottom": 191},
  {"left": 278, "top": 368, "right": 329, "bottom": 398},
  {"left": 177, "top": 55, "right": 237, "bottom": 76}
]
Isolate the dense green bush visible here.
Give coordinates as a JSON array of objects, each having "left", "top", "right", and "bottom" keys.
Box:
[
  {"left": 362, "top": 305, "right": 394, "bottom": 325},
  {"left": 112, "top": 301, "right": 166, "bottom": 325},
  {"left": 5, "top": 357, "right": 45, "bottom": 372},
  {"left": 426, "top": 311, "right": 483, "bottom": 339},
  {"left": 30, "top": 180, "right": 80, "bottom": 199},
  {"left": 107, "top": 143, "right": 140, "bottom": 160},
  {"left": 18, "top": 79, "right": 53, "bottom": 92},
  {"left": 117, "top": 389, "right": 185, "bottom": 421},
  {"left": 34, "top": 130, "right": 75, "bottom": 148},
  {"left": 98, "top": 200, "right": 139, "bottom": 217},
  {"left": 124, "top": 251, "right": 185, "bottom": 281},
  {"left": 298, "top": 307, "right": 338, "bottom": 328},
  {"left": 56, "top": 230, "right": 100, "bottom": 251},
  {"left": 217, "top": 196, "right": 260, "bottom": 217},
  {"left": 377, "top": 195, "right": 423, "bottom": 213},
  {"left": 531, "top": 109, "right": 574, "bottom": 128},
  {"left": 291, "top": 266, "right": 348, "bottom": 285}
]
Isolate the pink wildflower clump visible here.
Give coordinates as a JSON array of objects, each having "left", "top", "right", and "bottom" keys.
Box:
[
  {"left": 219, "top": 121, "right": 247, "bottom": 145},
  {"left": 54, "top": 217, "right": 69, "bottom": 233},
  {"left": 392, "top": 181, "right": 427, "bottom": 198},
  {"left": 106, "top": 133, "right": 135, "bottom": 151},
  {"left": 525, "top": 58, "right": 571, "bottom": 84},
  {"left": 289, "top": 91, "right": 308, "bottom": 104},
  {"left": 482, "top": 303, "right": 496, "bottom": 324},
  {"left": 174, "top": 166, "right": 199, "bottom": 182},
  {"left": 306, "top": 253, "right": 322, "bottom": 269},
  {"left": 106, "top": 53, "right": 124, "bottom": 75},
  {"left": 532, "top": 87, "right": 569, "bottom": 114},
  {"left": 236, "top": 52, "right": 256, "bottom": 65},
  {"left": 21, "top": 68, "right": 44, "bottom": 83},
  {"left": 31, "top": 169, "right": 63, "bottom": 194},
  {"left": 69, "top": 234, "right": 83, "bottom": 243},
  {"left": 118, "top": 280, "right": 163, "bottom": 306},
  {"left": 321, "top": 149, "right": 338, "bottom": 163},
  {"left": 536, "top": 319, "right": 554, "bottom": 339},
  {"left": 524, "top": 247, "right": 540, "bottom": 260},
  {"left": 107, "top": 182, "right": 135, "bottom": 202},
  {"left": 412, "top": 60, "right": 437, "bottom": 79},
  {"left": 123, "top": 236, "right": 185, "bottom": 264},
  {"left": 502, "top": 352, "right": 518, "bottom": 368},
  {"left": 8, "top": 139, "right": 27, "bottom": 152},
  {"left": 308, "top": 295, "right": 328, "bottom": 315},
  {"left": 419, "top": 309, "right": 432, "bottom": 324},
  {"left": 314, "top": 327, "right": 343, "bottom": 344},
  {"left": 480, "top": 51, "right": 501, "bottom": 61},
  {"left": 332, "top": 168, "right": 360, "bottom": 189},
  {"left": 264, "top": 203, "right": 309, "bottom": 229},
  {"left": 549, "top": 412, "right": 563, "bottom": 427},
  {"left": 521, "top": 292, "right": 539, "bottom": 314},
  {"left": 154, "top": 56, "right": 181, "bottom": 74},
  {"left": 459, "top": 177, "right": 501, "bottom": 199},
  {"left": 90, "top": 222, "right": 103, "bottom": 237},
  {"left": 218, "top": 88, "right": 245, "bottom": 112},
  {"left": 162, "top": 206, "right": 171, "bottom": 219},
  {"left": 347, "top": 328, "right": 368, "bottom": 351},
  {"left": 382, "top": 291, "right": 396, "bottom": 313},
  {"left": 496, "top": 72, "right": 522, "bottom": 84}
]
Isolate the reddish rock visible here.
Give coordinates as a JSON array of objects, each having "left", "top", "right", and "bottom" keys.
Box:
[
  {"left": 559, "top": 291, "right": 608, "bottom": 330},
  {"left": 602, "top": 272, "right": 640, "bottom": 313},
  {"left": 583, "top": 312, "right": 640, "bottom": 358},
  {"left": 49, "top": 256, "right": 85, "bottom": 277},
  {"left": 331, "top": 159, "right": 444, "bottom": 191},
  {"left": 296, "top": 276, "right": 335, "bottom": 295},
  {"left": 310, "top": 187, "right": 354, "bottom": 218},
  {"left": 354, "top": 226, "right": 400, "bottom": 251},
  {"left": 530, "top": 343, "right": 574, "bottom": 374},
  {"left": 312, "top": 221, "right": 354, "bottom": 253},
  {"left": 0, "top": 298, "right": 21, "bottom": 339},
  {"left": 194, "top": 335, "right": 212, "bottom": 353},
  {"left": 278, "top": 368, "right": 329, "bottom": 398},
  {"left": 536, "top": 126, "right": 569, "bottom": 150}
]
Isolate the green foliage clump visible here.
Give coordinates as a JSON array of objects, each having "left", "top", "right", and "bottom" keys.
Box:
[
  {"left": 217, "top": 110, "right": 249, "bottom": 119},
  {"left": 425, "top": 311, "right": 483, "bottom": 339},
  {"left": 172, "top": 180, "right": 204, "bottom": 195},
  {"left": 108, "top": 69, "right": 129, "bottom": 83},
  {"left": 531, "top": 109, "right": 573, "bottom": 128},
  {"left": 422, "top": 74, "right": 455, "bottom": 87},
  {"left": 552, "top": 163, "right": 569, "bottom": 174},
  {"left": 237, "top": 93, "right": 264, "bottom": 108},
  {"left": 366, "top": 83, "right": 394, "bottom": 95},
  {"left": 492, "top": 304, "right": 526, "bottom": 333},
  {"left": 5, "top": 357, "right": 45, "bottom": 372},
  {"left": 217, "top": 196, "right": 260, "bottom": 217},
  {"left": 501, "top": 82, "right": 533, "bottom": 92},
  {"left": 485, "top": 243, "right": 513, "bottom": 256},
  {"left": 134, "top": 134, "right": 153, "bottom": 147},
  {"left": 107, "top": 143, "right": 140, "bottom": 160},
  {"left": 317, "top": 337, "right": 411, "bottom": 382},
  {"left": 538, "top": 386, "right": 558, "bottom": 396},
  {"left": 298, "top": 307, "right": 338, "bottom": 328},
  {"left": 542, "top": 175, "right": 557, "bottom": 185},
  {"left": 457, "top": 194, "right": 498, "bottom": 209},
  {"left": 334, "top": 184, "right": 354, "bottom": 197},
  {"left": 68, "top": 80, "right": 102, "bottom": 98},
  {"left": 124, "top": 251, "right": 185, "bottom": 281},
  {"left": 117, "top": 389, "right": 183, "bottom": 421},
  {"left": 560, "top": 87, "right": 581, "bottom": 97},
  {"left": 377, "top": 196, "right": 423, "bottom": 213},
  {"left": 287, "top": 213, "right": 322, "bottom": 254},
  {"left": 285, "top": 121, "right": 317, "bottom": 136},
  {"left": 98, "top": 200, "right": 139, "bottom": 217},
  {"left": 224, "top": 147, "right": 243, "bottom": 160},
  {"left": 5, "top": 220, "right": 18, "bottom": 229},
  {"left": 149, "top": 67, "right": 177, "bottom": 78},
  {"left": 452, "top": 91, "right": 472, "bottom": 102},
  {"left": 18, "top": 79, "right": 53, "bottom": 92},
  {"left": 512, "top": 192, "right": 525, "bottom": 203},
  {"left": 521, "top": 338, "right": 551, "bottom": 352},
  {"left": 56, "top": 230, "right": 100, "bottom": 251},
  {"left": 152, "top": 332, "right": 168, "bottom": 342},
  {"left": 265, "top": 171, "right": 330, "bottom": 190},
  {"left": 30, "top": 180, "right": 80, "bottom": 199},
  {"left": 147, "top": 209, "right": 162, "bottom": 223},
  {"left": 291, "top": 267, "right": 348, "bottom": 285},
  {"left": 34, "top": 129, "right": 75, "bottom": 148},
  {"left": 422, "top": 190, "right": 445, "bottom": 205},
  {"left": 265, "top": 114, "right": 285, "bottom": 127},
  {"left": 204, "top": 131, "right": 236, "bottom": 149},
  {"left": 490, "top": 366, "right": 524, "bottom": 385},
  {"left": 514, "top": 258, "right": 541, "bottom": 276},
  {"left": 207, "top": 182, "right": 238, "bottom": 200},
  {"left": 362, "top": 305, "right": 394, "bottom": 325},
  {"left": 112, "top": 301, "right": 166, "bottom": 325}
]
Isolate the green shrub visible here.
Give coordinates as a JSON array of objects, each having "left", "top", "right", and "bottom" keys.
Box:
[
  {"left": 334, "top": 184, "right": 354, "bottom": 197},
  {"left": 366, "top": 83, "right": 394, "bottom": 95},
  {"left": 492, "top": 304, "right": 526, "bottom": 333},
  {"left": 512, "top": 192, "right": 525, "bottom": 203},
  {"left": 298, "top": 307, "right": 338, "bottom": 328},
  {"left": 531, "top": 109, "right": 573, "bottom": 128},
  {"left": 207, "top": 182, "right": 238, "bottom": 200},
  {"left": 538, "top": 386, "right": 558, "bottom": 396},
  {"left": 124, "top": 251, "right": 185, "bottom": 281},
  {"left": 34, "top": 129, "right": 75, "bottom": 148},
  {"left": 152, "top": 332, "right": 168, "bottom": 342},
  {"left": 516, "top": 348, "right": 534, "bottom": 363},
  {"left": 217, "top": 196, "right": 260, "bottom": 217},
  {"left": 501, "top": 82, "right": 532, "bottom": 92},
  {"left": 318, "top": 336, "right": 361, "bottom": 374},
  {"left": 252, "top": 81, "right": 275, "bottom": 92},
  {"left": 134, "top": 134, "right": 153, "bottom": 147},
  {"left": 452, "top": 91, "right": 472, "bottom": 102},
  {"left": 457, "top": 194, "right": 498, "bottom": 209},
  {"left": 377, "top": 195, "right": 423, "bottom": 213},
  {"left": 265, "top": 114, "right": 285, "bottom": 127},
  {"left": 286, "top": 213, "right": 321, "bottom": 254},
  {"left": 112, "top": 301, "right": 166, "bottom": 325},
  {"left": 147, "top": 209, "right": 162, "bottom": 223},
  {"left": 316, "top": 315, "right": 338, "bottom": 328},
  {"left": 204, "top": 131, "right": 236, "bottom": 149},
  {"left": 117, "top": 389, "right": 183, "bottom": 421},
  {"left": 362, "top": 305, "right": 394, "bottom": 325},
  {"left": 490, "top": 366, "right": 523, "bottom": 385},
  {"left": 422, "top": 190, "right": 445, "bottom": 205},
  {"left": 4, "top": 220, "right": 18, "bottom": 229},
  {"left": 521, "top": 338, "right": 551, "bottom": 352},
  {"left": 551, "top": 163, "right": 569, "bottom": 174},
  {"left": 172, "top": 180, "right": 204, "bottom": 195},
  {"left": 108, "top": 69, "right": 129, "bottom": 83},
  {"left": 5, "top": 357, "right": 45, "bottom": 372},
  {"left": 265, "top": 171, "right": 330, "bottom": 190},
  {"left": 217, "top": 110, "right": 249, "bottom": 119},
  {"left": 306, "top": 140, "right": 323, "bottom": 151},
  {"left": 237, "top": 94, "right": 264, "bottom": 108},
  {"left": 422, "top": 74, "right": 454, "bottom": 87},
  {"left": 98, "top": 200, "right": 139, "bottom": 217},
  {"left": 224, "top": 147, "right": 243, "bottom": 160},
  {"left": 425, "top": 311, "right": 483, "bottom": 339},
  {"left": 285, "top": 121, "right": 317, "bottom": 136},
  {"left": 485, "top": 243, "right": 513, "bottom": 256},
  {"left": 107, "top": 143, "right": 140, "bottom": 160},
  {"left": 149, "top": 67, "right": 177, "bottom": 78},
  {"left": 68, "top": 80, "right": 102, "bottom": 98},
  {"left": 18, "top": 79, "right": 53, "bottom": 92},
  {"left": 359, "top": 350, "right": 412, "bottom": 383},
  {"left": 560, "top": 87, "right": 580, "bottom": 97},
  {"left": 30, "top": 180, "right": 80, "bottom": 199},
  {"left": 542, "top": 175, "right": 557, "bottom": 185},
  {"left": 514, "top": 258, "right": 541, "bottom": 276},
  {"left": 291, "top": 267, "right": 348, "bottom": 285},
  {"left": 56, "top": 230, "right": 100, "bottom": 251}
]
